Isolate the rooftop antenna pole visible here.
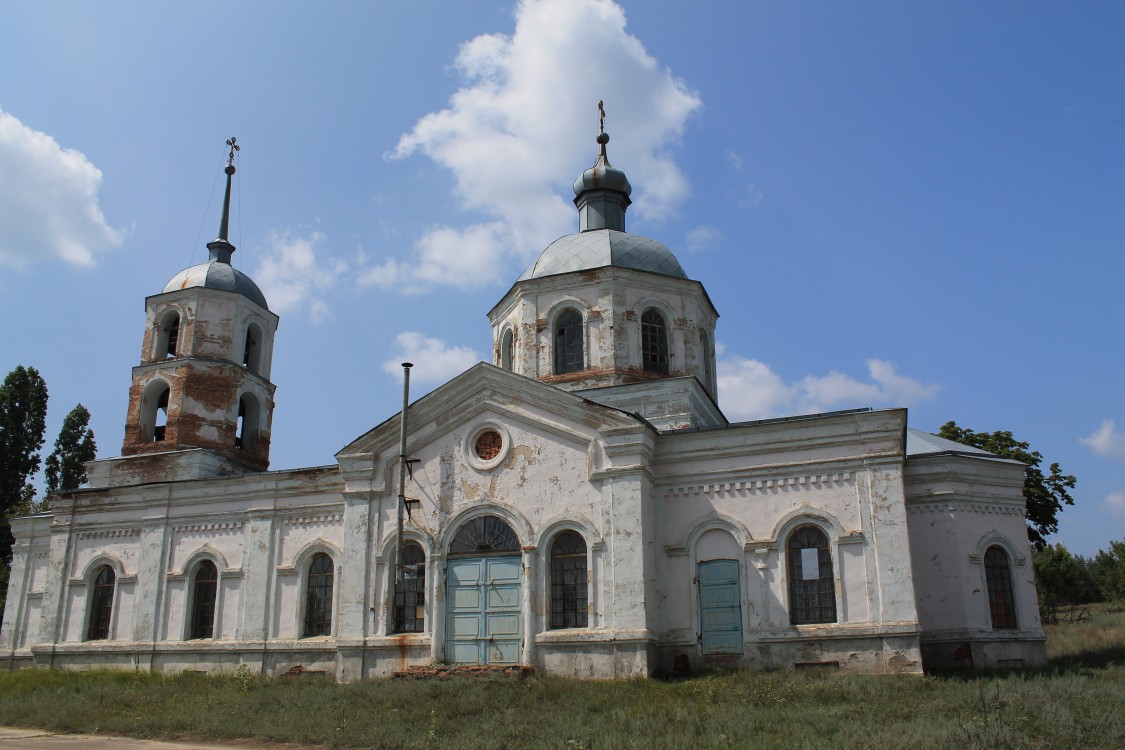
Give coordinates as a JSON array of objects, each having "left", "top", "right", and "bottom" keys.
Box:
[{"left": 396, "top": 363, "right": 413, "bottom": 589}]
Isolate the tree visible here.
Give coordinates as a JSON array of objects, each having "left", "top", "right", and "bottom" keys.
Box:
[
  {"left": 0, "top": 365, "right": 49, "bottom": 563},
  {"left": 937, "top": 421, "right": 1076, "bottom": 550},
  {"left": 1032, "top": 543, "right": 1101, "bottom": 622},
  {"left": 1091, "top": 540, "right": 1125, "bottom": 602},
  {"left": 44, "top": 403, "right": 97, "bottom": 500}
]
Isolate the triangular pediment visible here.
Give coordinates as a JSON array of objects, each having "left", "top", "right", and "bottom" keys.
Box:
[{"left": 337, "top": 363, "right": 646, "bottom": 460}]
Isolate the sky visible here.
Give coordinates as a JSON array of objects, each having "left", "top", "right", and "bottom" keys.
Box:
[{"left": 0, "top": 0, "right": 1122, "bottom": 556}]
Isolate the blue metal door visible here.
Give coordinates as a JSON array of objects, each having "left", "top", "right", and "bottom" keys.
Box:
[
  {"left": 446, "top": 556, "right": 522, "bottom": 665},
  {"left": 699, "top": 559, "right": 743, "bottom": 655}
]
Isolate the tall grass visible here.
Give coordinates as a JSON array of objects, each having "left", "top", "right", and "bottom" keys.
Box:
[{"left": 1, "top": 610, "right": 1123, "bottom": 750}]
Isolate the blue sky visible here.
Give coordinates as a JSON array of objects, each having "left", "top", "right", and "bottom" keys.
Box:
[{"left": 1, "top": 0, "right": 1121, "bottom": 555}]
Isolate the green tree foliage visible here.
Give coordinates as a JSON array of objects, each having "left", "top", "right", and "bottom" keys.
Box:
[
  {"left": 937, "top": 421, "right": 1076, "bottom": 549},
  {"left": 0, "top": 365, "right": 49, "bottom": 562},
  {"left": 1033, "top": 543, "right": 1101, "bottom": 622},
  {"left": 1092, "top": 540, "right": 1125, "bottom": 602},
  {"left": 44, "top": 403, "right": 97, "bottom": 500}
]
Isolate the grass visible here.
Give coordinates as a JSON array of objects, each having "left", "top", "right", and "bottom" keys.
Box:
[{"left": 0, "top": 608, "right": 1123, "bottom": 750}]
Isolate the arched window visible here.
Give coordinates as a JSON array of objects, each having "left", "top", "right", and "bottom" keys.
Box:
[
  {"left": 985, "top": 546, "right": 1017, "bottom": 629},
  {"left": 140, "top": 382, "right": 171, "bottom": 443},
  {"left": 393, "top": 543, "right": 426, "bottom": 633},
  {"left": 189, "top": 560, "right": 218, "bottom": 639},
  {"left": 86, "top": 565, "right": 115, "bottom": 641},
  {"left": 155, "top": 311, "right": 180, "bottom": 360},
  {"left": 554, "top": 309, "right": 584, "bottom": 375},
  {"left": 501, "top": 330, "right": 514, "bottom": 371},
  {"left": 449, "top": 516, "right": 520, "bottom": 556},
  {"left": 550, "top": 531, "right": 588, "bottom": 629},
  {"left": 641, "top": 309, "right": 669, "bottom": 374},
  {"left": 243, "top": 323, "right": 263, "bottom": 373},
  {"left": 699, "top": 330, "right": 713, "bottom": 392},
  {"left": 165, "top": 314, "right": 180, "bottom": 357},
  {"left": 787, "top": 525, "right": 836, "bottom": 625},
  {"left": 154, "top": 389, "right": 169, "bottom": 442},
  {"left": 236, "top": 394, "right": 260, "bottom": 450},
  {"left": 303, "top": 553, "right": 334, "bottom": 637}
]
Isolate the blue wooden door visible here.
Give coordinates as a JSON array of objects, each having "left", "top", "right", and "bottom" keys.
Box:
[
  {"left": 446, "top": 556, "right": 522, "bottom": 665},
  {"left": 699, "top": 559, "right": 743, "bottom": 655}
]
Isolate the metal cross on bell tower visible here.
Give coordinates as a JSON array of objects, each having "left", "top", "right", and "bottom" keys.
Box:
[
  {"left": 598, "top": 100, "right": 606, "bottom": 135},
  {"left": 226, "top": 137, "right": 240, "bottom": 167}
]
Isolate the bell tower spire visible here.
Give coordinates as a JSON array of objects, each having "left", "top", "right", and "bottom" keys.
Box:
[{"left": 208, "top": 137, "right": 239, "bottom": 264}]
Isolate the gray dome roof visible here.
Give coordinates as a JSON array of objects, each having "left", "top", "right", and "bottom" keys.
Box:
[
  {"left": 163, "top": 260, "right": 269, "bottom": 310},
  {"left": 518, "top": 229, "right": 687, "bottom": 281}
]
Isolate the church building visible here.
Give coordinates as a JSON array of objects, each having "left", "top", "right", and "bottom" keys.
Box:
[{"left": 1, "top": 127, "right": 1047, "bottom": 679}]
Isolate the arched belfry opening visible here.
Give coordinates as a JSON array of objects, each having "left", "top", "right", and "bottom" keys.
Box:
[{"left": 119, "top": 137, "right": 279, "bottom": 476}]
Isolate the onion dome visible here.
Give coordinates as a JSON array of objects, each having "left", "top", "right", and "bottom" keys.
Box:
[{"left": 519, "top": 104, "right": 685, "bottom": 281}]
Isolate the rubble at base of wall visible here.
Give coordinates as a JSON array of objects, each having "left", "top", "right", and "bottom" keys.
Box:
[{"left": 392, "top": 664, "right": 535, "bottom": 680}]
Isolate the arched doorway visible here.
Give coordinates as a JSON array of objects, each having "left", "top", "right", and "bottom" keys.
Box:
[{"left": 445, "top": 515, "right": 522, "bottom": 665}]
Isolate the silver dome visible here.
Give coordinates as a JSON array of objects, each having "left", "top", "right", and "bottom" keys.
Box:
[
  {"left": 163, "top": 260, "right": 269, "bottom": 310},
  {"left": 518, "top": 229, "right": 687, "bottom": 281}
]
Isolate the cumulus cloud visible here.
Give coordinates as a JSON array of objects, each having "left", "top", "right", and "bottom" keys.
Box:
[
  {"left": 382, "top": 332, "right": 482, "bottom": 385},
  {"left": 1106, "top": 491, "right": 1125, "bottom": 519},
  {"left": 718, "top": 356, "right": 939, "bottom": 421},
  {"left": 382, "top": 0, "right": 701, "bottom": 291},
  {"left": 253, "top": 231, "right": 346, "bottom": 321},
  {"left": 359, "top": 222, "right": 511, "bottom": 293},
  {"left": 1080, "top": 419, "right": 1125, "bottom": 459},
  {"left": 0, "top": 107, "right": 125, "bottom": 268}
]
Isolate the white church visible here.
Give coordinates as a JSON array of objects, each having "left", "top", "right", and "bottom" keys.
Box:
[{"left": 1, "top": 127, "right": 1047, "bottom": 679}]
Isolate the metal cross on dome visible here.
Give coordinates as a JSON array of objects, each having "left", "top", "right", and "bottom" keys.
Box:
[
  {"left": 598, "top": 100, "right": 605, "bottom": 135},
  {"left": 226, "top": 137, "right": 239, "bottom": 166}
]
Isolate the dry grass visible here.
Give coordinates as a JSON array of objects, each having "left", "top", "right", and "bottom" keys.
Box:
[{"left": 0, "top": 609, "right": 1122, "bottom": 750}]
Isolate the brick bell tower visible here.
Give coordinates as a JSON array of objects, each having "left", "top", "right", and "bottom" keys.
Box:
[{"left": 117, "top": 138, "right": 279, "bottom": 480}]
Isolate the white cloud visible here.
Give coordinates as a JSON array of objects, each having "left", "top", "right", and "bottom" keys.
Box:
[
  {"left": 383, "top": 0, "right": 701, "bottom": 291},
  {"left": 686, "top": 225, "right": 722, "bottom": 253},
  {"left": 358, "top": 222, "right": 511, "bottom": 293},
  {"left": 1080, "top": 419, "right": 1125, "bottom": 459},
  {"left": 1106, "top": 491, "right": 1125, "bottom": 519},
  {"left": 382, "top": 332, "right": 482, "bottom": 385},
  {"left": 724, "top": 150, "right": 744, "bottom": 170},
  {"left": 0, "top": 108, "right": 125, "bottom": 268},
  {"left": 718, "top": 356, "right": 939, "bottom": 421},
  {"left": 253, "top": 231, "right": 346, "bottom": 321}
]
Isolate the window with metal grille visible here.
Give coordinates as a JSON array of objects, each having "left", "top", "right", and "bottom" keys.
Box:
[
  {"left": 501, "top": 330, "right": 514, "bottom": 371},
  {"left": 787, "top": 526, "right": 837, "bottom": 625},
  {"left": 86, "top": 565, "right": 115, "bottom": 640},
  {"left": 550, "top": 531, "right": 588, "bottom": 629},
  {"left": 641, "top": 309, "right": 669, "bottom": 374},
  {"left": 985, "top": 546, "right": 1017, "bottom": 629},
  {"left": 303, "top": 553, "right": 334, "bottom": 637},
  {"left": 554, "top": 309, "right": 584, "bottom": 374},
  {"left": 393, "top": 544, "right": 425, "bottom": 633},
  {"left": 449, "top": 516, "right": 520, "bottom": 555},
  {"left": 189, "top": 560, "right": 218, "bottom": 639}
]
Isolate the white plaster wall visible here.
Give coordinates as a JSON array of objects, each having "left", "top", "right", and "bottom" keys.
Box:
[{"left": 905, "top": 454, "right": 1044, "bottom": 641}]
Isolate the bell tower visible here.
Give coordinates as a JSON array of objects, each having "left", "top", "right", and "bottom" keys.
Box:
[{"left": 117, "top": 138, "right": 279, "bottom": 480}]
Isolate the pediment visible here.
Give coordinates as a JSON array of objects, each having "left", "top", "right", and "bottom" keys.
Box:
[{"left": 337, "top": 363, "right": 645, "bottom": 461}]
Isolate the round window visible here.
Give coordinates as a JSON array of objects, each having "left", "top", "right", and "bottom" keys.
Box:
[{"left": 474, "top": 430, "right": 503, "bottom": 461}]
